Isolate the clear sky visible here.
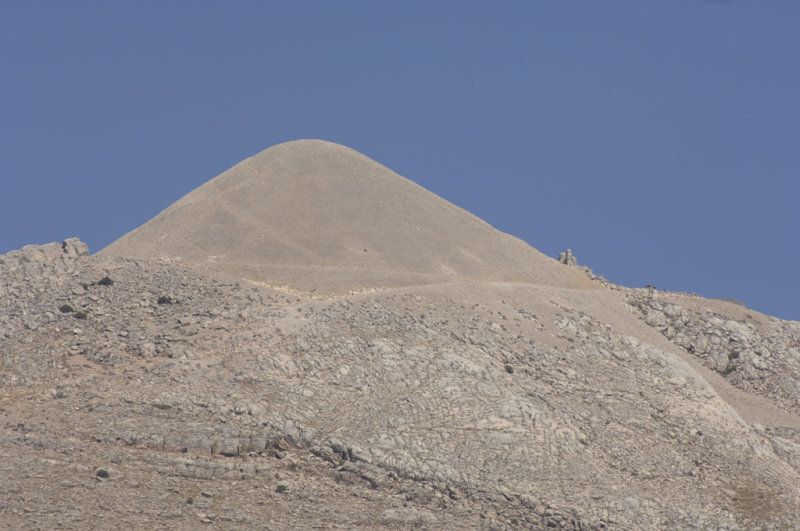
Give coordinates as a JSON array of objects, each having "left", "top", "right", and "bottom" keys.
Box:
[{"left": 1, "top": 2, "right": 798, "bottom": 321}]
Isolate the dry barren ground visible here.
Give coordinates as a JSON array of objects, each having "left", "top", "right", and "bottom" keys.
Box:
[{"left": 3, "top": 141, "right": 800, "bottom": 529}]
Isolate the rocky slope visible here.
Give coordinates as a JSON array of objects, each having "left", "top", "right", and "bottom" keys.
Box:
[
  {"left": 2, "top": 141, "right": 800, "bottom": 529},
  {"left": 3, "top": 239, "right": 800, "bottom": 529},
  {"left": 627, "top": 288, "right": 800, "bottom": 415}
]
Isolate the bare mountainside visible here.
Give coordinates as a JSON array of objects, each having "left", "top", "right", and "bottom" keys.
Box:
[
  {"left": 2, "top": 142, "right": 800, "bottom": 529},
  {"left": 99, "top": 140, "right": 589, "bottom": 292}
]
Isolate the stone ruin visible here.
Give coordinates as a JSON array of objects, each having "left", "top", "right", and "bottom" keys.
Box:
[{"left": 557, "top": 248, "right": 577, "bottom": 266}]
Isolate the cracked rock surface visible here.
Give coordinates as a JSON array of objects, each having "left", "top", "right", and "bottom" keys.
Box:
[
  {"left": 627, "top": 288, "right": 800, "bottom": 416},
  {"left": 3, "top": 240, "right": 800, "bottom": 529}
]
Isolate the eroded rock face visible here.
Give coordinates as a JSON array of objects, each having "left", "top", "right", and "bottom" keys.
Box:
[
  {"left": 1, "top": 238, "right": 88, "bottom": 265},
  {"left": 2, "top": 242, "right": 800, "bottom": 529},
  {"left": 62, "top": 237, "right": 90, "bottom": 257},
  {"left": 627, "top": 290, "right": 800, "bottom": 415},
  {"left": 0, "top": 239, "right": 91, "bottom": 339}
]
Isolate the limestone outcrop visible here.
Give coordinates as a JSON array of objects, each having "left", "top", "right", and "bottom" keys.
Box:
[{"left": 3, "top": 238, "right": 800, "bottom": 528}]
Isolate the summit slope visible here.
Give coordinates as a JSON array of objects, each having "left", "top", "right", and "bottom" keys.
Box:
[{"left": 99, "top": 140, "right": 589, "bottom": 291}]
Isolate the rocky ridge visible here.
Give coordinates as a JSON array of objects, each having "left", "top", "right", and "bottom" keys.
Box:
[
  {"left": 2, "top": 239, "right": 800, "bottom": 529},
  {"left": 626, "top": 288, "right": 800, "bottom": 415}
]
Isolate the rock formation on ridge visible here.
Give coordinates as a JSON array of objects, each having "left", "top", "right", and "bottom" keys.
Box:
[{"left": 557, "top": 249, "right": 578, "bottom": 266}]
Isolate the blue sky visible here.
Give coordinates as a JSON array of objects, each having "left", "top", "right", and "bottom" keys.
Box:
[{"left": 1, "top": 2, "right": 798, "bottom": 321}]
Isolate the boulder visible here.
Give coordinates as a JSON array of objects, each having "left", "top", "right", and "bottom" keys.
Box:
[{"left": 62, "top": 238, "right": 89, "bottom": 257}]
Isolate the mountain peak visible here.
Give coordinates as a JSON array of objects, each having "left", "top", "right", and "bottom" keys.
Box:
[{"left": 100, "top": 140, "right": 589, "bottom": 292}]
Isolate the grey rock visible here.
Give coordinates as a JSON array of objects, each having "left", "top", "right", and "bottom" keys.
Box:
[
  {"left": 62, "top": 238, "right": 89, "bottom": 257},
  {"left": 380, "top": 507, "right": 437, "bottom": 527},
  {"left": 557, "top": 248, "right": 578, "bottom": 266}
]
